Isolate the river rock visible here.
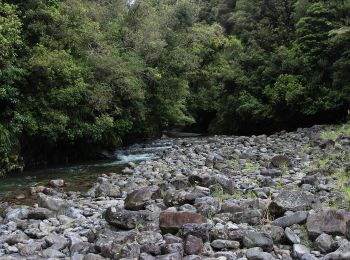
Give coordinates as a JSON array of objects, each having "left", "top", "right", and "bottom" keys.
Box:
[
  {"left": 161, "top": 243, "right": 184, "bottom": 255},
  {"left": 271, "top": 211, "right": 308, "bottom": 227},
  {"left": 49, "top": 179, "right": 65, "bottom": 187},
  {"left": 211, "top": 239, "right": 240, "bottom": 250},
  {"left": 105, "top": 207, "right": 155, "bottom": 230},
  {"left": 270, "top": 155, "right": 292, "bottom": 168},
  {"left": 314, "top": 233, "right": 332, "bottom": 253},
  {"left": 16, "top": 242, "right": 42, "bottom": 256},
  {"left": 42, "top": 248, "right": 66, "bottom": 258},
  {"left": 125, "top": 186, "right": 160, "bottom": 210},
  {"left": 45, "top": 233, "right": 68, "bottom": 250},
  {"left": 4, "top": 230, "right": 29, "bottom": 245},
  {"left": 242, "top": 231, "right": 273, "bottom": 250},
  {"left": 322, "top": 241, "right": 350, "bottom": 259},
  {"left": 306, "top": 210, "right": 350, "bottom": 239},
  {"left": 4, "top": 207, "right": 29, "bottom": 222},
  {"left": 285, "top": 227, "right": 301, "bottom": 244},
  {"left": 184, "top": 235, "right": 203, "bottom": 255},
  {"left": 293, "top": 244, "right": 310, "bottom": 258},
  {"left": 269, "top": 189, "right": 315, "bottom": 217},
  {"left": 261, "top": 225, "right": 284, "bottom": 243},
  {"left": 27, "top": 207, "right": 54, "bottom": 220},
  {"left": 180, "top": 223, "right": 213, "bottom": 241},
  {"left": 246, "top": 247, "right": 276, "bottom": 260},
  {"left": 159, "top": 211, "right": 206, "bottom": 233},
  {"left": 38, "top": 193, "right": 70, "bottom": 212}
]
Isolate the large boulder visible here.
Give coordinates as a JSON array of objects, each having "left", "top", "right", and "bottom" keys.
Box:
[
  {"left": 125, "top": 186, "right": 160, "bottom": 210},
  {"left": 269, "top": 189, "right": 316, "bottom": 217},
  {"left": 306, "top": 210, "right": 350, "bottom": 239},
  {"left": 159, "top": 211, "right": 206, "bottom": 233}
]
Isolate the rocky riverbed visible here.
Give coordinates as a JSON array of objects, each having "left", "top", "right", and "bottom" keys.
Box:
[{"left": 1, "top": 125, "right": 350, "bottom": 260}]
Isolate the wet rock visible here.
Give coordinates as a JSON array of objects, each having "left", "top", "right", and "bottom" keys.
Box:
[
  {"left": 159, "top": 211, "right": 205, "bottom": 233},
  {"left": 269, "top": 190, "right": 315, "bottom": 217},
  {"left": 271, "top": 211, "right": 308, "bottom": 227},
  {"left": 242, "top": 231, "right": 273, "bottom": 251},
  {"left": 211, "top": 239, "right": 240, "bottom": 250},
  {"left": 314, "top": 234, "right": 332, "bottom": 253},
  {"left": 306, "top": 210, "right": 350, "bottom": 239},
  {"left": 184, "top": 235, "right": 203, "bottom": 255},
  {"left": 49, "top": 179, "right": 65, "bottom": 187},
  {"left": 125, "top": 186, "right": 160, "bottom": 210}
]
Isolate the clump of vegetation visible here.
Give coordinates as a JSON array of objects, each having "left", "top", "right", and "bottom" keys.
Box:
[
  {"left": 244, "top": 162, "right": 260, "bottom": 173},
  {"left": 300, "top": 226, "right": 311, "bottom": 248},
  {"left": 320, "top": 123, "right": 350, "bottom": 141}
]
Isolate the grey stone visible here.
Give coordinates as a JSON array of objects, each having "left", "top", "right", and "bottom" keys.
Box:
[
  {"left": 285, "top": 227, "right": 301, "bottom": 244},
  {"left": 42, "top": 248, "right": 66, "bottom": 258},
  {"left": 306, "top": 210, "right": 350, "bottom": 239},
  {"left": 271, "top": 211, "right": 308, "bottom": 227},
  {"left": 211, "top": 239, "right": 240, "bottom": 249},
  {"left": 293, "top": 244, "right": 310, "bottom": 259},
  {"left": 184, "top": 235, "right": 203, "bottom": 255},
  {"left": 314, "top": 234, "right": 332, "bottom": 253},
  {"left": 242, "top": 231, "right": 273, "bottom": 251},
  {"left": 269, "top": 190, "right": 315, "bottom": 217}
]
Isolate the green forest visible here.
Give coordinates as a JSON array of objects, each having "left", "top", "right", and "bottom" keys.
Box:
[{"left": 1, "top": 0, "right": 349, "bottom": 174}]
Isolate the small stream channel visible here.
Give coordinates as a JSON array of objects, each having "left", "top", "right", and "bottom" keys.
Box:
[{"left": 0, "top": 138, "right": 180, "bottom": 204}]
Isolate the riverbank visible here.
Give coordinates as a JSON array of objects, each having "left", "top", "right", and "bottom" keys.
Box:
[{"left": 1, "top": 124, "right": 350, "bottom": 259}]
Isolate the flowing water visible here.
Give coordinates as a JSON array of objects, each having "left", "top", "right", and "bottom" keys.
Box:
[{"left": 0, "top": 138, "right": 179, "bottom": 204}]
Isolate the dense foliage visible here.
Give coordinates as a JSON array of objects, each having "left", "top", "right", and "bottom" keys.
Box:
[{"left": 0, "top": 0, "right": 349, "bottom": 173}]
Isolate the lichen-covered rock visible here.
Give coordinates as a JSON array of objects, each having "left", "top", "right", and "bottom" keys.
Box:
[{"left": 306, "top": 210, "right": 350, "bottom": 239}]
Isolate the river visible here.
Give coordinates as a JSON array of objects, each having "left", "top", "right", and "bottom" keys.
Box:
[{"left": 0, "top": 138, "right": 178, "bottom": 204}]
